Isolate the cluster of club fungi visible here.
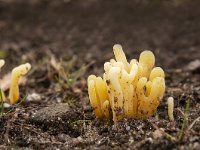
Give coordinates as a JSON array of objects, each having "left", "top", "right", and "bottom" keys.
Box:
[
  {"left": 0, "top": 45, "right": 168, "bottom": 122},
  {"left": 88, "top": 44, "right": 165, "bottom": 122}
]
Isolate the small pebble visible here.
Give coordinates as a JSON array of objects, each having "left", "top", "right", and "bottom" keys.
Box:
[
  {"left": 27, "top": 93, "right": 41, "bottom": 101},
  {"left": 3, "top": 103, "right": 11, "bottom": 108},
  {"left": 126, "top": 126, "right": 131, "bottom": 131},
  {"left": 152, "top": 128, "right": 164, "bottom": 139},
  {"left": 57, "top": 97, "right": 62, "bottom": 103}
]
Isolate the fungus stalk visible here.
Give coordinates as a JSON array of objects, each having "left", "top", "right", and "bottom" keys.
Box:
[
  {"left": 167, "top": 97, "right": 174, "bottom": 121},
  {"left": 88, "top": 44, "right": 165, "bottom": 122},
  {"left": 9, "top": 63, "right": 31, "bottom": 104},
  {"left": 0, "top": 59, "right": 6, "bottom": 102}
]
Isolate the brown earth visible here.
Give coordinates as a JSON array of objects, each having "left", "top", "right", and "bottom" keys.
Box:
[{"left": 0, "top": 0, "right": 200, "bottom": 149}]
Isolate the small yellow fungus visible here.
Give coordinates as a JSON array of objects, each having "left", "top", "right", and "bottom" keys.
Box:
[
  {"left": 9, "top": 63, "right": 31, "bottom": 104},
  {"left": 167, "top": 97, "right": 174, "bottom": 121},
  {"left": 0, "top": 59, "right": 6, "bottom": 101},
  {"left": 0, "top": 59, "right": 5, "bottom": 68},
  {"left": 88, "top": 44, "right": 165, "bottom": 122}
]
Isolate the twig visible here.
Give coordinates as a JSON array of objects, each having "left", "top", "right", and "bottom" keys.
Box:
[
  {"left": 150, "top": 122, "right": 176, "bottom": 142},
  {"left": 134, "top": 138, "right": 153, "bottom": 148},
  {"left": 187, "top": 116, "right": 200, "bottom": 131},
  {"left": 4, "top": 94, "right": 27, "bottom": 115},
  {"left": 71, "top": 119, "right": 92, "bottom": 125},
  {"left": 11, "top": 121, "right": 45, "bottom": 136},
  {"left": 177, "top": 108, "right": 184, "bottom": 116}
]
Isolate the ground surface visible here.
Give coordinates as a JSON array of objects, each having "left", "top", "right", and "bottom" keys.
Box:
[{"left": 0, "top": 0, "right": 200, "bottom": 149}]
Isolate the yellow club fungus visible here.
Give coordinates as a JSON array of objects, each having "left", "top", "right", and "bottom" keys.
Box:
[
  {"left": 167, "top": 97, "right": 174, "bottom": 121},
  {"left": 9, "top": 63, "right": 31, "bottom": 104},
  {"left": 0, "top": 60, "right": 31, "bottom": 104},
  {"left": 0, "top": 59, "right": 5, "bottom": 68},
  {"left": 88, "top": 44, "right": 165, "bottom": 122},
  {"left": 0, "top": 59, "right": 6, "bottom": 102}
]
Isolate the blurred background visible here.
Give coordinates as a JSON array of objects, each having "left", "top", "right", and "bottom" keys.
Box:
[{"left": 0, "top": 0, "right": 200, "bottom": 71}]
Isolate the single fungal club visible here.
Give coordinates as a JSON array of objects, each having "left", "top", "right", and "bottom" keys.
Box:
[
  {"left": 0, "top": 59, "right": 31, "bottom": 104},
  {"left": 167, "top": 96, "right": 174, "bottom": 121}
]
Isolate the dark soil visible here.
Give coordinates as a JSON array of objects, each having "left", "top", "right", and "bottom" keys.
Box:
[{"left": 0, "top": 0, "right": 200, "bottom": 149}]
